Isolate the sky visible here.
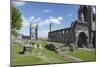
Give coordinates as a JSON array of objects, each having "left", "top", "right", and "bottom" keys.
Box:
[{"left": 11, "top": 1, "right": 95, "bottom": 38}]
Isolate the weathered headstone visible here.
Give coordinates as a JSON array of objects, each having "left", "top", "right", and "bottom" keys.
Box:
[
  {"left": 39, "top": 44, "right": 43, "bottom": 49},
  {"left": 33, "top": 44, "right": 37, "bottom": 48},
  {"left": 24, "top": 45, "right": 32, "bottom": 55},
  {"left": 69, "top": 43, "right": 74, "bottom": 52}
]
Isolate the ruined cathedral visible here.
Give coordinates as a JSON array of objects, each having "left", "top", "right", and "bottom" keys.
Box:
[{"left": 48, "top": 5, "right": 96, "bottom": 48}]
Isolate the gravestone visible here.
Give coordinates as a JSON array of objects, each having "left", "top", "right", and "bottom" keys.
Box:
[
  {"left": 33, "top": 44, "right": 37, "bottom": 48},
  {"left": 39, "top": 44, "right": 43, "bottom": 49},
  {"left": 23, "top": 44, "right": 32, "bottom": 55},
  {"left": 69, "top": 43, "right": 75, "bottom": 52}
]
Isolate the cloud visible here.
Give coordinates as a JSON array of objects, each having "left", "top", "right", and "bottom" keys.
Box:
[
  {"left": 30, "top": 16, "right": 34, "bottom": 20},
  {"left": 21, "top": 16, "right": 63, "bottom": 28},
  {"left": 20, "top": 16, "right": 30, "bottom": 35},
  {"left": 38, "top": 16, "right": 63, "bottom": 26},
  {"left": 43, "top": 9, "right": 52, "bottom": 13},
  {"left": 33, "top": 18, "right": 41, "bottom": 22},
  {"left": 68, "top": 13, "right": 72, "bottom": 17},
  {"left": 20, "top": 16, "right": 64, "bottom": 36},
  {"left": 45, "top": 16, "right": 63, "bottom": 24},
  {"left": 21, "top": 16, "right": 42, "bottom": 30},
  {"left": 58, "top": 16, "right": 63, "bottom": 20},
  {"left": 37, "top": 16, "right": 63, "bottom": 38},
  {"left": 29, "top": 16, "right": 34, "bottom": 22},
  {"left": 21, "top": 16, "right": 30, "bottom": 28},
  {"left": 12, "top": 1, "right": 26, "bottom": 6}
]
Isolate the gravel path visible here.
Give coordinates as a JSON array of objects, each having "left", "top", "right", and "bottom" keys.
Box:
[{"left": 57, "top": 50, "right": 83, "bottom": 62}]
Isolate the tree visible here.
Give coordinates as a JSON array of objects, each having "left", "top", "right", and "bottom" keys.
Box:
[
  {"left": 11, "top": 4, "right": 22, "bottom": 36},
  {"left": 12, "top": 29, "right": 19, "bottom": 37}
]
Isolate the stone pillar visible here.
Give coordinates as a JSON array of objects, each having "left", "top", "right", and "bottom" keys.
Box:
[
  {"left": 30, "top": 22, "right": 32, "bottom": 40},
  {"left": 49, "top": 23, "right": 52, "bottom": 32},
  {"left": 35, "top": 23, "right": 38, "bottom": 40}
]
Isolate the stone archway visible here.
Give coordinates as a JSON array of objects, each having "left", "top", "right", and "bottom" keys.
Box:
[{"left": 78, "top": 32, "right": 88, "bottom": 48}]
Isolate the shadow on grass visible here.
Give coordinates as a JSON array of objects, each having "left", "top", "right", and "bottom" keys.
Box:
[{"left": 19, "top": 51, "right": 24, "bottom": 54}]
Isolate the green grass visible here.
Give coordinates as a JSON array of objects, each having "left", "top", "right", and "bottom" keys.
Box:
[
  {"left": 66, "top": 49, "right": 96, "bottom": 61},
  {"left": 11, "top": 40, "right": 96, "bottom": 66},
  {"left": 32, "top": 40, "right": 64, "bottom": 45},
  {"left": 11, "top": 44, "right": 67, "bottom": 66}
]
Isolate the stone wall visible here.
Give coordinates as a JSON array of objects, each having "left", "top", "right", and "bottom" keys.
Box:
[{"left": 48, "top": 5, "right": 96, "bottom": 48}]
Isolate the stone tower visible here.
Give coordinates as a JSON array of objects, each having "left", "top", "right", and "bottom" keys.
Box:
[
  {"left": 78, "top": 5, "right": 96, "bottom": 48},
  {"left": 35, "top": 23, "right": 38, "bottom": 39},
  {"left": 29, "top": 22, "right": 32, "bottom": 40}
]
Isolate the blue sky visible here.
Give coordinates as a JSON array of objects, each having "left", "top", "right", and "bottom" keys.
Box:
[{"left": 12, "top": 1, "right": 92, "bottom": 38}]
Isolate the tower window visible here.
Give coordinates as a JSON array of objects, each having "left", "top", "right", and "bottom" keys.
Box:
[
  {"left": 93, "top": 14, "right": 96, "bottom": 22},
  {"left": 83, "top": 6, "right": 88, "bottom": 22}
]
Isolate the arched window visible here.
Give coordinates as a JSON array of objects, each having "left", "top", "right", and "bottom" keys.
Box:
[
  {"left": 93, "top": 14, "right": 96, "bottom": 22},
  {"left": 81, "top": 13, "right": 84, "bottom": 22},
  {"left": 83, "top": 6, "right": 89, "bottom": 22}
]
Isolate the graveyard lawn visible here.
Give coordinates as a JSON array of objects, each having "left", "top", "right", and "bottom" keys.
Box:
[
  {"left": 11, "top": 44, "right": 67, "bottom": 66},
  {"left": 11, "top": 41, "right": 96, "bottom": 66},
  {"left": 65, "top": 49, "right": 96, "bottom": 61}
]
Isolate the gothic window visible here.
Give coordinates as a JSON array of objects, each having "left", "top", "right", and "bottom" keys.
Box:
[
  {"left": 83, "top": 7, "right": 88, "bottom": 22},
  {"left": 63, "top": 30, "right": 64, "bottom": 34},
  {"left": 93, "top": 14, "right": 96, "bottom": 22},
  {"left": 81, "top": 13, "right": 84, "bottom": 22},
  {"left": 66, "top": 30, "right": 68, "bottom": 33},
  {"left": 60, "top": 31, "right": 62, "bottom": 34}
]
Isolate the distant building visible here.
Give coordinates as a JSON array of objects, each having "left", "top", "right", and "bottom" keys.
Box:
[
  {"left": 22, "top": 35, "right": 30, "bottom": 40},
  {"left": 48, "top": 5, "right": 96, "bottom": 48}
]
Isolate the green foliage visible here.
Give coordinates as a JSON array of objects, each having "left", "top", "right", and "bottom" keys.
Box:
[
  {"left": 11, "top": 30, "right": 18, "bottom": 37},
  {"left": 11, "top": 5, "right": 22, "bottom": 30},
  {"left": 11, "top": 4, "right": 22, "bottom": 36}
]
